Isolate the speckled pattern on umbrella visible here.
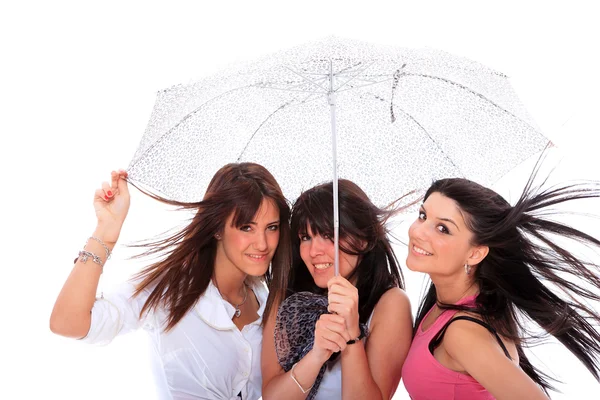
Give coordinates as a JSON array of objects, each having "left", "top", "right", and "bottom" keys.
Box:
[{"left": 128, "top": 36, "right": 548, "bottom": 206}]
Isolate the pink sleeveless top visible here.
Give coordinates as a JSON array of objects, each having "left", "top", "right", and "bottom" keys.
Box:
[{"left": 402, "top": 295, "right": 495, "bottom": 400}]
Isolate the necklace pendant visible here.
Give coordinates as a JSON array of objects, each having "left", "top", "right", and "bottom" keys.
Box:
[{"left": 234, "top": 308, "right": 242, "bottom": 318}]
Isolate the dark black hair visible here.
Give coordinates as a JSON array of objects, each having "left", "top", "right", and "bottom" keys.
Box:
[
  {"left": 414, "top": 166, "right": 600, "bottom": 393},
  {"left": 287, "top": 179, "right": 404, "bottom": 324}
]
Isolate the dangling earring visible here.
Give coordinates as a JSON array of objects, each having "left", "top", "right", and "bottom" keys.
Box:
[{"left": 464, "top": 263, "right": 471, "bottom": 275}]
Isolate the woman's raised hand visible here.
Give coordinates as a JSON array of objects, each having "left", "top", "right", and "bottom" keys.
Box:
[
  {"left": 93, "top": 169, "right": 130, "bottom": 244},
  {"left": 311, "top": 312, "right": 351, "bottom": 364}
]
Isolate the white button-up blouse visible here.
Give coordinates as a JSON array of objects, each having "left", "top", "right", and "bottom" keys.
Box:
[{"left": 81, "top": 277, "right": 268, "bottom": 400}]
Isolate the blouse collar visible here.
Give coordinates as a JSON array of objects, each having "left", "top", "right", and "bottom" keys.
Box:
[{"left": 194, "top": 277, "right": 268, "bottom": 330}]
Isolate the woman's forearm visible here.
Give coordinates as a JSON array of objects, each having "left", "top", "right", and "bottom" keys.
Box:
[
  {"left": 341, "top": 341, "right": 384, "bottom": 400},
  {"left": 49, "top": 229, "right": 116, "bottom": 338},
  {"left": 262, "top": 349, "right": 325, "bottom": 400}
]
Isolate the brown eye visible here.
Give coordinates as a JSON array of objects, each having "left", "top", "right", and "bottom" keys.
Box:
[{"left": 437, "top": 224, "right": 450, "bottom": 234}]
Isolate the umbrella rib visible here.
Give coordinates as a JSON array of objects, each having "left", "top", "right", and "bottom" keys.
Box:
[
  {"left": 391, "top": 105, "right": 464, "bottom": 176},
  {"left": 236, "top": 100, "right": 295, "bottom": 161},
  {"left": 343, "top": 76, "right": 391, "bottom": 84},
  {"left": 333, "top": 62, "right": 376, "bottom": 92},
  {"left": 336, "top": 77, "right": 394, "bottom": 92},
  {"left": 259, "top": 86, "right": 328, "bottom": 95},
  {"left": 261, "top": 76, "right": 391, "bottom": 94},
  {"left": 266, "top": 63, "right": 386, "bottom": 94},
  {"left": 333, "top": 61, "right": 365, "bottom": 75},
  {"left": 236, "top": 88, "right": 325, "bottom": 163},
  {"left": 286, "top": 66, "right": 328, "bottom": 93},
  {"left": 282, "top": 81, "right": 320, "bottom": 91},
  {"left": 284, "top": 61, "right": 365, "bottom": 93},
  {"left": 129, "top": 83, "right": 278, "bottom": 170},
  {"left": 295, "top": 64, "right": 361, "bottom": 77},
  {"left": 276, "top": 76, "right": 328, "bottom": 91},
  {"left": 489, "top": 142, "right": 551, "bottom": 187},
  {"left": 299, "top": 91, "right": 325, "bottom": 104},
  {"left": 400, "top": 72, "right": 540, "bottom": 132},
  {"left": 336, "top": 71, "right": 390, "bottom": 77}
]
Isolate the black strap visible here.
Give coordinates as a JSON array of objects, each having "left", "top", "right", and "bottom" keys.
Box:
[{"left": 428, "top": 316, "right": 512, "bottom": 360}]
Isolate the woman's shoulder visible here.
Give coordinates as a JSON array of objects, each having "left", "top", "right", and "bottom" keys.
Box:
[
  {"left": 443, "top": 311, "right": 518, "bottom": 362},
  {"left": 371, "top": 287, "right": 412, "bottom": 324},
  {"left": 365, "top": 288, "right": 413, "bottom": 351},
  {"left": 377, "top": 287, "right": 410, "bottom": 308}
]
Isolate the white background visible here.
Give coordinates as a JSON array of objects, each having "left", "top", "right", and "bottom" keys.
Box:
[{"left": 1, "top": 1, "right": 599, "bottom": 398}]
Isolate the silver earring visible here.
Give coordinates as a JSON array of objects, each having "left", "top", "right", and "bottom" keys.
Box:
[
  {"left": 464, "top": 263, "right": 471, "bottom": 275},
  {"left": 215, "top": 234, "right": 221, "bottom": 240}
]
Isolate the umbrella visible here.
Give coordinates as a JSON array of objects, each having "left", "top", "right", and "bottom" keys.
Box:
[
  {"left": 126, "top": 36, "right": 548, "bottom": 396},
  {"left": 127, "top": 36, "right": 548, "bottom": 273}
]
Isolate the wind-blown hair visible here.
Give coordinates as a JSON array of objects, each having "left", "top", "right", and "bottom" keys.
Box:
[
  {"left": 129, "top": 162, "right": 291, "bottom": 331},
  {"left": 286, "top": 179, "right": 404, "bottom": 324},
  {"left": 414, "top": 167, "right": 600, "bottom": 393}
]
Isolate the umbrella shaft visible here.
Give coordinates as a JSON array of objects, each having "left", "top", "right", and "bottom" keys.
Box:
[{"left": 328, "top": 88, "right": 340, "bottom": 277}]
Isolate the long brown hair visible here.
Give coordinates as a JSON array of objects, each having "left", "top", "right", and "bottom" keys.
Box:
[{"left": 130, "top": 162, "right": 291, "bottom": 331}]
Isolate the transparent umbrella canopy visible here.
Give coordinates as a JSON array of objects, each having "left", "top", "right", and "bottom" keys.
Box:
[{"left": 128, "top": 36, "right": 548, "bottom": 275}]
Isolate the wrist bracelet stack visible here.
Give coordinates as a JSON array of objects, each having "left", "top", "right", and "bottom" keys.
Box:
[
  {"left": 74, "top": 236, "right": 112, "bottom": 273},
  {"left": 88, "top": 236, "right": 111, "bottom": 261}
]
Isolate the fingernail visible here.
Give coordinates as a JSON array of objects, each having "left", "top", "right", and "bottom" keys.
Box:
[
  {"left": 104, "top": 195, "right": 109, "bottom": 200},
  {"left": 107, "top": 191, "right": 113, "bottom": 197}
]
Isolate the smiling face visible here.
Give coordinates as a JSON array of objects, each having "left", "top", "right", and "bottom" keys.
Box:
[
  {"left": 298, "top": 225, "right": 360, "bottom": 288},
  {"left": 215, "top": 197, "right": 281, "bottom": 277},
  {"left": 406, "top": 192, "right": 485, "bottom": 278}
]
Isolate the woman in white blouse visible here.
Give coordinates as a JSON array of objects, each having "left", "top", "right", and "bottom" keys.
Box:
[{"left": 50, "top": 163, "right": 291, "bottom": 400}]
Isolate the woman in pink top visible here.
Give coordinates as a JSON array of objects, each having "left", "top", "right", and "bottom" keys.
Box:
[{"left": 401, "top": 169, "right": 600, "bottom": 399}]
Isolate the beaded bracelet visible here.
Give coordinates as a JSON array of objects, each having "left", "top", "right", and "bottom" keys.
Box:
[{"left": 346, "top": 323, "right": 369, "bottom": 345}]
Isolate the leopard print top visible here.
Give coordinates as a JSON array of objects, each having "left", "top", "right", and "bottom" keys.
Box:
[{"left": 274, "top": 291, "right": 369, "bottom": 399}]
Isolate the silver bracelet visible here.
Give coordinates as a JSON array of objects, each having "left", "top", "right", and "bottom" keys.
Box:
[
  {"left": 290, "top": 362, "right": 313, "bottom": 394},
  {"left": 78, "top": 250, "right": 104, "bottom": 272},
  {"left": 87, "top": 236, "right": 111, "bottom": 260}
]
